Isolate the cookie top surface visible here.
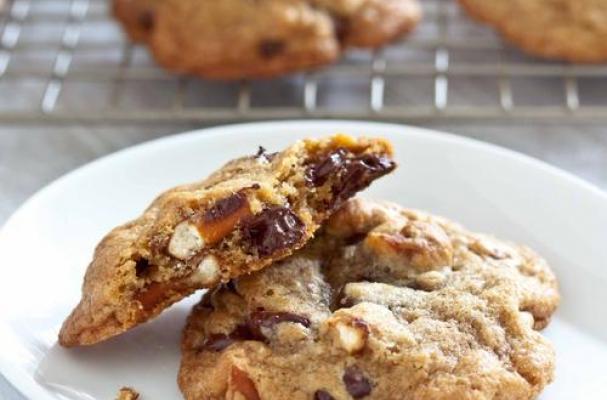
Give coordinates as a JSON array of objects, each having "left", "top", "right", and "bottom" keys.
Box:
[
  {"left": 59, "top": 135, "right": 395, "bottom": 347},
  {"left": 113, "top": 0, "right": 421, "bottom": 78},
  {"left": 180, "top": 198, "right": 559, "bottom": 400},
  {"left": 459, "top": 0, "right": 607, "bottom": 63}
]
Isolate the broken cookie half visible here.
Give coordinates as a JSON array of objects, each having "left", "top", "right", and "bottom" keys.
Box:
[{"left": 59, "top": 134, "right": 396, "bottom": 346}]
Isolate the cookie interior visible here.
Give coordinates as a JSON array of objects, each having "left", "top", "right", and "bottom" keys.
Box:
[{"left": 59, "top": 135, "right": 395, "bottom": 346}]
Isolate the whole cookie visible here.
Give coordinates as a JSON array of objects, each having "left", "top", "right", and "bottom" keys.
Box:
[
  {"left": 59, "top": 136, "right": 395, "bottom": 346},
  {"left": 180, "top": 198, "right": 559, "bottom": 400},
  {"left": 113, "top": 0, "right": 421, "bottom": 79},
  {"left": 458, "top": 0, "right": 607, "bottom": 63}
]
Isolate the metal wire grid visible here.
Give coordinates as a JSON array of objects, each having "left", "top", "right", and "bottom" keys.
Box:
[{"left": 2, "top": 0, "right": 607, "bottom": 123}]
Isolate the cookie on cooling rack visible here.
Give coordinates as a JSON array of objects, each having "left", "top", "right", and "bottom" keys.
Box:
[
  {"left": 112, "top": 0, "right": 421, "bottom": 79},
  {"left": 112, "top": 0, "right": 160, "bottom": 43},
  {"left": 458, "top": 0, "right": 607, "bottom": 63},
  {"left": 179, "top": 198, "right": 559, "bottom": 400},
  {"left": 59, "top": 135, "right": 395, "bottom": 347}
]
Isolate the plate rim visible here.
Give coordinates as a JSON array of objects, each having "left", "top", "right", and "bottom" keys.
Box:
[{"left": 1, "top": 119, "right": 606, "bottom": 399}]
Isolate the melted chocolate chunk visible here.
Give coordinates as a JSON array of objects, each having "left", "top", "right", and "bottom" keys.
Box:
[
  {"left": 241, "top": 207, "right": 305, "bottom": 256},
  {"left": 201, "top": 324, "right": 256, "bottom": 352},
  {"left": 259, "top": 39, "right": 285, "bottom": 58},
  {"left": 201, "top": 311, "right": 310, "bottom": 351},
  {"left": 248, "top": 311, "right": 310, "bottom": 339},
  {"left": 332, "top": 154, "right": 395, "bottom": 203},
  {"left": 134, "top": 258, "right": 151, "bottom": 278},
  {"left": 343, "top": 366, "right": 372, "bottom": 398},
  {"left": 305, "top": 149, "right": 395, "bottom": 207},
  {"left": 138, "top": 9, "right": 155, "bottom": 31},
  {"left": 204, "top": 192, "right": 247, "bottom": 223},
  {"left": 314, "top": 390, "right": 335, "bottom": 400},
  {"left": 306, "top": 148, "right": 347, "bottom": 187}
]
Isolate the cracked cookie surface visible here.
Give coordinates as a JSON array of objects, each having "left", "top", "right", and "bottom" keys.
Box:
[
  {"left": 458, "top": 0, "right": 607, "bottom": 63},
  {"left": 112, "top": 0, "right": 421, "bottom": 79},
  {"left": 59, "top": 135, "right": 395, "bottom": 347},
  {"left": 180, "top": 198, "right": 559, "bottom": 400}
]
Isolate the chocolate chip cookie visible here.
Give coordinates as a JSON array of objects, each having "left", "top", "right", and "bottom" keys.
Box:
[
  {"left": 458, "top": 0, "right": 607, "bottom": 63},
  {"left": 112, "top": 0, "right": 421, "bottom": 79},
  {"left": 59, "top": 135, "right": 395, "bottom": 347},
  {"left": 180, "top": 198, "right": 559, "bottom": 400}
]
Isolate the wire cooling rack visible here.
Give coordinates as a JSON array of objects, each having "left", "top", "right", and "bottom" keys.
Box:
[{"left": 2, "top": 0, "right": 607, "bottom": 123}]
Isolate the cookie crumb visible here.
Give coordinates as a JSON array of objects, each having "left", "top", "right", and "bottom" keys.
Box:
[{"left": 116, "top": 387, "right": 139, "bottom": 400}]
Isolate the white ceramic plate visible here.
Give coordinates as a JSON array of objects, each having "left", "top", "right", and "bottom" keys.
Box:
[{"left": 1, "top": 121, "right": 606, "bottom": 400}]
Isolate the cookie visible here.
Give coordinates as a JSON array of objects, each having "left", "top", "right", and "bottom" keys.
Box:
[
  {"left": 458, "top": 0, "right": 607, "bottom": 63},
  {"left": 179, "top": 198, "right": 559, "bottom": 400},
  {"left": 116, "top": 387, "right": 139, "bottom": 400},
  {"left": 112, "top": 0, "right": 421, "bottom": 79},
  {"left": 59, "top": 135, "right": 396, "bottom": 346},
  {"left": 112, "top": 0, "right": 160, "bottom": 43}
]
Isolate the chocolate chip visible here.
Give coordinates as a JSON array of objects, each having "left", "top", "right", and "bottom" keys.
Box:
[
  {"left": 134, "top": 258, "right": 151, "bottom": 278},
  {"left": 305, "top": 149, "right": 395, "bottom": 209},
  {"left": 331, "top": 14, "right": 350, "bottom": 44},
  {"left": 314, "top": 390, "right": 335, "bottom": 400},
  {"left": 201, "top": 310, "right": 310, "bottom": 351},
  {"left": 138, "top": 9, "right": 155, "bottom": 32},
  {"left": 305, "top": 148, "right": 347, "bottom": 187},
  {"left": 331, "top": 154, "right": 395, "bottom": 204},
  {"left": 343, "top": 366, "right": 372, "bottom": 398},
  {"left": 201, "top": 324, "right": 256, "bottom": 352},
  {"left": 259, "top": 39, "right": 285, "bottom": 58},
  {"left": 204, "top": 192, "right": 248, "bottom": 223},
  {"left": 202, "top": 334, "right": 237, "bottom": 352},
  {"left": 255, "top": 146, "right": 278, "bottom": 163},
  {"left": 240, "top": 207, "right": 305, "bottom": 256},
  {"left": 248, "top": 311, "right": 310, "bottom": 339}
]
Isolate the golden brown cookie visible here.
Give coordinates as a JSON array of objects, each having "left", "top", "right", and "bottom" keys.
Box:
[
  {"left": 59, "top": 135, "right": 395, "bottom": 347},
  {"left": 116, "top": 387, "right": 139, "bottom": 400},
  {"left": 112, "top": 0, "right": 159, "bottom": 42},
  {"left": 180, "top": 198, "right": 559, "bottom": 400},
  {"left": 113, "top": 0, "right": 421, "bottom": 79},
  {"left": 458, "top": 0, "right": 607, "bottom": 63}
]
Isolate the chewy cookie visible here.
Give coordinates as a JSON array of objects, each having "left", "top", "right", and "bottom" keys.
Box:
[
  {"left": 59, "top": 135, "right": 395, "bottom": 346},
  {"left": 458, "top": 0, "right": 607, "bottom": 63},
  {"left": 180, "top": 198, "right": 559, "bottom": 400},
  {"left": 112, "top": 0, "right": 421, "bottom": 79}
]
